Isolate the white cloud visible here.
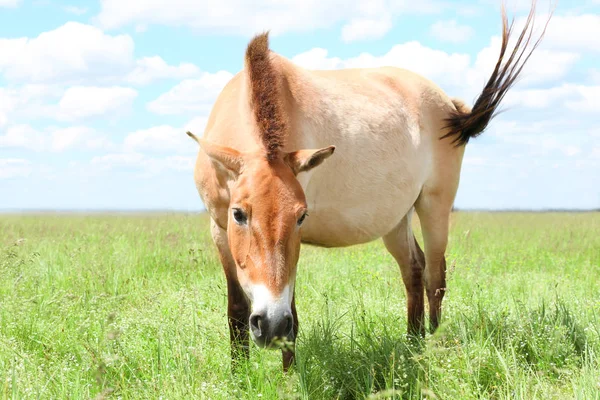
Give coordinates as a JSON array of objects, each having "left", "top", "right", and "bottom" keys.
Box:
[
  {"left": 0, "top": 124, "right": 113, "bottom": 152},
  {"left": 0, "top": 0, "right": 20, "bottom": 7},
  {"left": 0, "top": 22, "right": 210, "bottom": 87},
  {"left": 505, "top": 84, "right": 600, "bottom": 112},
  {"left": 147, "top": 71, "right": 233, "bottom": 115},
  {"left": 467, "top": 35, "right": 579, "bottom": 96},
  {"left": 503, "top": 85, "right": 575, "bottom": 109},
  {"left": 50, "top": 126, "right": 113, "bottom": 151},
  {"left": 341, "top": 17, "right": 392, "bottom": 43},
  {"left": 0, "top": 125, "right": 45, "bottom": 151},
  {"left": 126, "top": 56, "right": 201, "bottom": 85},
  {"left": 163, "top": 156, "right": 195, "bottom": 171},
  {"left": 429, "top": 20, "right": 474, "bottom": 43},
  {"left": 485, "top": 118, "right": 594, "bottom": 158},
  {"left": 55, "top": 86, "right": 137, "bottom": 121},
  {"left": 64, "top": 6, "right": 87, "bottom": 15},
  {"left": 518, "top": 50, "right": 581, "bottom": 85},
  {"left": 94, "top": 0, "right": 444, "bottom": 35},
  {"left": 184, "top": 116, "right": 208, "bottom": 136},
  {"left": 291, "top": 27, "right": 578, "bottom": 107},
  {"left": 51, "top": 127, "right": 86, "bottom": 151},
  {"left": 0, "top": 85, "right": 63, "bottom": 127},
  {"left": 0, "top": 90, "right": 13, "bottom": 127},
  {"left": 90, "top": 152, "right": 194, "bottom": 174},
  {"left": 91, "top": 152, "right": 145, "bottom": 168},
  {"left": 0, "top": 159, "right": 31, "bottom": 179},
  {"left": 532, "top": 14, "right": 600, "bottom": 53},
  {"left": 291, "top": 48, "right": 343, "bottom": 70},
  {"left": 124, "top": 125, "right": 193, "bottom": 153},
  {"left": 0, "top": 22, "right": 134, "bottom": 84},
  {"left": 123, "top": 117, "right": 208, "bottom": 153},
  {"left": 292, "top": 41, "right": 472, "bottom": 86},
  {"left": 564, "top": 85, "right": 600, "bottom": 113},
  {"left": 1, "top": 84, "right": 138, "bottom": 124}
]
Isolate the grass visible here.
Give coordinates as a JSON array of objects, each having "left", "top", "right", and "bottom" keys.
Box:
[{"left": 0, "top": 211, "right": 599, "bottom": 399}]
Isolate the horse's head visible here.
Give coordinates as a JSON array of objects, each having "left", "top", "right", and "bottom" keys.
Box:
[
  {"left": 198, "top": 139, "right": 334, "bottom": 347},
  {"left": 190, "top": 32, "right": 336, "bottom": 348}
]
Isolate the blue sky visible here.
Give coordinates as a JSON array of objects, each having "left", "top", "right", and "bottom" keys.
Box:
[{"left": 0, "top": 0, "right": 598, "bottom": 211}]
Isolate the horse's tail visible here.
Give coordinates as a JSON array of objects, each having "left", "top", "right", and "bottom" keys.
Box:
[{"left": 441, "top": 0, "right": 552, "bottom": 147}]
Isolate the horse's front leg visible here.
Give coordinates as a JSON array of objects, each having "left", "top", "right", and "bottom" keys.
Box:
[
  {"left": 227, "top": 278, "right": 250, "bottom": 369},
  {"left": 281, "top": 294, "right": 298, "bottom": 372},
  {"left": 210, "top": 218, "right": 250, "bottom": 371}
]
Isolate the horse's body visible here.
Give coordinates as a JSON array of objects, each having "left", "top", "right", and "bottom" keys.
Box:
[
  {"left": 188, "top": 2, "right": 549, "bottom": 371},
  {"left": 199, "top": 65, "right": 462, "bottom": 247}
]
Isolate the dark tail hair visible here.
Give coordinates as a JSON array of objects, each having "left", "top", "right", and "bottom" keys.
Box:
[{"left": 441, "top": 0, "right": 553, "bottom": 146}]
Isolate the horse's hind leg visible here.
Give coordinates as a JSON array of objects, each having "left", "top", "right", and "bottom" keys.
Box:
[
  {"left": 383, "top": 209, "right": 426, "bottom": 337},
  {"left": 415, "top": 193, "right": 452, "bottom": 333}
]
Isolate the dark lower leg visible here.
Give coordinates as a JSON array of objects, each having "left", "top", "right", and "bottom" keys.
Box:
[
  {"left": 382, "top": 217, "right": 426, "bottom": 339},
  {"left": 414, "top": 197, "right": 451, "bottom": 335},
  {"left": 407, "top": 238, "right": 426, "bottom": 337},
  {"left": 406, "top": 291, "right": 425, "bottom": 337},
  {"left": 227, "top": 279, "right": 250, "bottom": 371},
  {"left": 282, "top": 296, "right": 298, "bottom": 372},
  {"left": 426, "top": 256, "right": 446, "bottom": 333}
]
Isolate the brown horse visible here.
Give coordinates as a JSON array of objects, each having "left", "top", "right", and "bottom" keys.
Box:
[{"left": 187, "top": 1, "right": 550, "bottom": 371}]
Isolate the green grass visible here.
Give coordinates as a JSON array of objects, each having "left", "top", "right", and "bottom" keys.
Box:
[{"left": 1, "top": 212, "right": 599, "bottom": 399}]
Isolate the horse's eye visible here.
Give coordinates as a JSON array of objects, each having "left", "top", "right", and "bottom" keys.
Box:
[
  {"left": 297, "top": 212, "right": 308, "bottom": 226},
  {"left": 232, "top": 208, "right": 247, "bottom": 225}
]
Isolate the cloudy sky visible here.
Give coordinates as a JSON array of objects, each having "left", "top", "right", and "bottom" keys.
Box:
[{"left": 0, "top": 0, "right": 598, "bottom": 211}]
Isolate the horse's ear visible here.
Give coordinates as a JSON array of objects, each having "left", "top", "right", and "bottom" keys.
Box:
[
  {"left": 198, "top": 139, "right": 244, "bottom": 176},
  {"left": 284, "top": 145, "right": 335, "bottom": 175}
]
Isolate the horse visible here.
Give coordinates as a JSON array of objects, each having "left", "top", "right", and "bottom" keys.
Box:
[{"left": 186, "top": 0, "right": 550, "bottom": 371}]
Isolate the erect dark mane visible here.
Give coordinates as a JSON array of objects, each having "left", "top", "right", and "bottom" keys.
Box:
[{"left": 245, "top": 32, "right": 287, "bottom": 161}]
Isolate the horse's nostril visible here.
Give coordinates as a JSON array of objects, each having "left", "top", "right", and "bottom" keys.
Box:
[
  {"left": 250, "top": 313, "right": 265, "bottom": 337},
  {"left": 284, "top": 313, "right": 293, "bottom": 334}
]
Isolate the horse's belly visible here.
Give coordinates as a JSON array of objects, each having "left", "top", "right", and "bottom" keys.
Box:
[
  {"left": 292, "top": 81, "right": 430, "bottom": 247},
  {"left": 299, "top": 167, "right": 423, "bottom": 247}
]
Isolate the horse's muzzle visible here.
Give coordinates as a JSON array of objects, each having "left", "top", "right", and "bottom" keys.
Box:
[{"left": 249, "top": 310, "right": 294, "bottom": 349}]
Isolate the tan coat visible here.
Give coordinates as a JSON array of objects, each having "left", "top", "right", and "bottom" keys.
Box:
[{"left": 187, "top": 2, "right": 550, "bottom": 370}]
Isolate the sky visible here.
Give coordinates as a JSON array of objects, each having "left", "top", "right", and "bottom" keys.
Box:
[{"left": 0, "top": 0, "right": 599, "bottom": 211}]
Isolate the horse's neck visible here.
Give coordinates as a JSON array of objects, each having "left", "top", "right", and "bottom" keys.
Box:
[{"left": 278, "top": 61, "right": 340, "bottom": 151}]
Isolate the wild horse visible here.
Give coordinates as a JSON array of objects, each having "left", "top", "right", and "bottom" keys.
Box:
[{"left": 187, "top": 0, "right": 551, "bottom": 371}]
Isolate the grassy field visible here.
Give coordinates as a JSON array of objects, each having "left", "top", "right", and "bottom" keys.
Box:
[{"left": 0, "top": 212, "right": 599, "bottom": 399}]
